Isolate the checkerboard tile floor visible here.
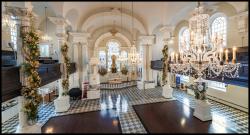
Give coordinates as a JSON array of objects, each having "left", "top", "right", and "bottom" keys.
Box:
[{"left": 1, "top": 86, "right": 248, "bottom": 133}]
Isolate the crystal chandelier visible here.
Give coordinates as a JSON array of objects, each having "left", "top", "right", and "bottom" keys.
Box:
[
  {"left": 2, "top": 2, "right": 16, "bottom": 29},
  {"left": 169, "top": 2, "right": 240, "bottom": 81},
  {"left": 128, "top": 2, "right": 141, "bottom": 66},
  {"left": 41, "top": 6, "right": 52, "bottom": 42}
]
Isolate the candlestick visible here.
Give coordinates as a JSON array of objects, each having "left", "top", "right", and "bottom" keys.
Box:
[
  {"left": 225, "top": 49, "right": 228, "bottom": 63},
  {"left": 219, "top": 48, "right": 223, "bottom": 61}
]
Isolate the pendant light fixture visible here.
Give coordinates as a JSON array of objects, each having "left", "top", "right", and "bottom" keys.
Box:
[
  {"left": 2, "top": 2, "right": 16, "bottom": 29},
  {"left": 128, "top": 2, "right": 141, "bottom": 66},
  {"left": 41, "top": 6, "right": 52, "bottom": 42}
]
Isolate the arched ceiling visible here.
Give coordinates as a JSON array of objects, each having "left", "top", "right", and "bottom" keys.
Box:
[{"left": 6, "top": 2, "right": 248, "bottom": 35}]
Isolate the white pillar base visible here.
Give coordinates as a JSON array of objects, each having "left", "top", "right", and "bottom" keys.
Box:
[
  {"left": 187, "top": 88, "right": 195, "bottom": 96},
  {"left": 162, "top": 84, "right": 173, "bottom": 98},
  {"left": 137, "top": 81, "right": 144, "bottom": 90},
  {"left": 16, "top": 123, "right": 41, "bottom": 133},
  {"left": 145, "top": 82, "right": 155, "bottom": 89},
  {"left": 54, "top": 95, "right": 70, "bottom": 113},
  {"left": 193, "top": 100, "right": 212, "bottom": 121},
  {"left": 87, "top": 90, "right": 100, "bottom": 99}
]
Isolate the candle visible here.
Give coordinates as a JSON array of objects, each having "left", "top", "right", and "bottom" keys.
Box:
[
  {"left": 171, "top": 52, "right": 175, "bottom": 62},
  {"left": 232, "top": 47, "right": 236, "bottom": 64},
  {"left": 219, "top": 48, "right": 223, "bottom": 61},
  {"left": 176, "top": 53, "right": 178, "bottom": 63},
  {"left": 225, "top": 49, "right": 229, "bottom": 62},
  {"left": 233, "top": 47, "right": 236, "bottom": 60}
]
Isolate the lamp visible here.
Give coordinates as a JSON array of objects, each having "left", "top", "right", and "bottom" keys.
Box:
[
  {"left": 2, "top": 2, "right": 16, "bottom": 29},
  {"left": 41, "top": 6, "right": 52, "bottom": 42},
  {"left": 128, "top": 2, "right": 141, "bottom": 66},
  {"left": 168, "top": 2, "right": 240, "bottom": 122}
]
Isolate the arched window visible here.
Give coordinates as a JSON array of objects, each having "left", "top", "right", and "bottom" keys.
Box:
[
  {"left": 179, "top": 27, "right": 190, "bottom": 52},
  {"left": 99, "top": 50, "right": 106, "bottom": 66},
  {"left": 211, "top": 16, "right": 227, "bottom": 47},
  {"left": 107, "top": 40, "right": 120, "bottom": 71},
  {"left": 10, "top": 16, "right": 17, "bottom": 50}
]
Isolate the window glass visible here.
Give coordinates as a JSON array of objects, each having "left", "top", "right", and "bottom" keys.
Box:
[
  {"left": 39, "top": 44, "right": 50, "bottom": 57},
  {"left": 211, "top": 17, "right": 227, "bottom": 47}
]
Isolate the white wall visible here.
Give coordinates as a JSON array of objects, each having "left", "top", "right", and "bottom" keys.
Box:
[{"left": 207, "top": 84, "right": 248, "bottom": 112}]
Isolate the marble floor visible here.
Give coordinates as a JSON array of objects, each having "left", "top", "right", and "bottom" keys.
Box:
[{"left": 1, "top": 86, "right": 249, "bottom": 133}]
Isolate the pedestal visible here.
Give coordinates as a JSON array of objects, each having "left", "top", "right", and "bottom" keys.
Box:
[
  {"left": 145, "top": 82, "right": 155, "bottom": 89},
  {"left": 137, "top": 81, "right": 144, "bottom": 90},
  {"left": 162, "top": 84, "right": 173, "bottom": 98},
  {"left": 193, "top": 100, "right": 212, "bottom": 121},
  {"left": 16, "top": 123, "right": 41, "bottom": 133},
  {"left": 54, "top": 95, "right": 70, "bottom": 113},
  {"left": 187, "top": 88, "right": 195, "bottom": 96}
]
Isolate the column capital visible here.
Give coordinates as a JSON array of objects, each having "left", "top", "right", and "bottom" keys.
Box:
[{"left": 139, "top": 35, "right": 155, "bottom": 45}]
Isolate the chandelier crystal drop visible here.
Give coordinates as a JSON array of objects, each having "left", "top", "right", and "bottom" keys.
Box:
[{"left": 170, "top": 2, "right": 240, "bottom": 81}]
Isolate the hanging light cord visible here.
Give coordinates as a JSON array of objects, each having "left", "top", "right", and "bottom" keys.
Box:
[
  {"left": 121, "top": 1, "right": 122, "bottom": 35},
  {"left": 132, "top": 2, "right": 134, "bottom": 42},
  {"left": 45, "top": 6, "right": 48, "bottom": 34}
]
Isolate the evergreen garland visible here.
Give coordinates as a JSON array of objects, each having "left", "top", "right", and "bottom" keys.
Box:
[
  {"left": 61, "top": 43, "right": 70, "bottom": 96},
  {"left": 20, "top": 14, "right": 42, "bottom": 121},
  {"left": 162, "top": 44, "right": 168, "bottom": 85}
]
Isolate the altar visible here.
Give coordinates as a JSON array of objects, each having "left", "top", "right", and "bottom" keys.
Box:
[{"left": 108, "top": 78, "right": 122, "bottom": 84}]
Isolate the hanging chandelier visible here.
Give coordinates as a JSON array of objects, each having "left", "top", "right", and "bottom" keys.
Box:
[
  {"left": 128, "top": 2, "right": 141, "bottom": 66},
  {"left": 41, "top": 6, "right": 52, "bottom": 42},
  {"left": 169, "top": 2, "right": 240, "bottom": 81},
  {"left": 2, "top": 2, "right": 16, "bottom": 29}
]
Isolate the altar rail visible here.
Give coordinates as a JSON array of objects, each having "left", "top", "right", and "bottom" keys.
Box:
[{"left": 100, "top": 81, "right": 137, "bottom": 90}]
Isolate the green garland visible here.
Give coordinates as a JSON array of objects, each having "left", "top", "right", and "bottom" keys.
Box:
[
  {"left": 162, "top": 44, "right": 168, "bottom": 85},
  {"left": 61, "top": 43, "right": 70, "bottom": 96},
  {"left": 20, "top": 14, "right": 42, "bottom": 121}
]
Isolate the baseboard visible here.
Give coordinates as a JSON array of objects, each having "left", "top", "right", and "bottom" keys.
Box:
[{"left": 207, "top": 95, "right": 248, "bottom": 113}]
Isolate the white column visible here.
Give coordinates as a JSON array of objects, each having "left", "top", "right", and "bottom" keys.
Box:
[
  {"left": 69, "top": 32, "right": 90, "bottom": 88},
  {"left": 49, "top": 17, "right": 71, "bottom": 113},
  {"left": 82, "top": 43, "right": 89, "bottom": 81},
  {"left": 141, "top": 45, "right": 147, "bottom": 81},
  {"left": 147, "top": 44, "right": 153, "bottom": 81}
]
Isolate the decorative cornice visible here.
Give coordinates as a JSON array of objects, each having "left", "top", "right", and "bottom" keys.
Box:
[
  {"left": 139, "top": 35, "right": 155, "bottom": 45},
  {"left": 68, "top": 32, "right": 90, "bottom": 44},
  {"left": 49, "top": 17, "right": 66, "bottom": 26}
]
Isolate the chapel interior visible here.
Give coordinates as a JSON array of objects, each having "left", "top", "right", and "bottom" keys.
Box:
[{"left": 1, "top": 1, "right": 249, "bottom": 134}]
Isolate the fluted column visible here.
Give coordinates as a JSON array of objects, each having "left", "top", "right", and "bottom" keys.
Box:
[
  {"left": 139, "top": 35, "right": 155, "bottom": 81},
  {"left": 69, "top": 32, "right": 90, "bottom": 89}
]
